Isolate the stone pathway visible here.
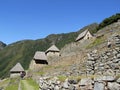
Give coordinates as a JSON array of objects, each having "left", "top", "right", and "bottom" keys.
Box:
[{"left": 21, "top": 80, "right": 35, "bottom": 90}]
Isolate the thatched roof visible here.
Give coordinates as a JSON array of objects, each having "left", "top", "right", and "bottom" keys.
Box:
[
  {"left": 75, "top": 29, "right": 89, "bottom": 41},
  {"left": 10, "top": 63, "right": 24, "bottom": 72},
  {"left": 33, "top": 51, "right": 47, "bottom": 60},
  {"left": 45, "top": 45, "right": 60, "bottom": 54}
]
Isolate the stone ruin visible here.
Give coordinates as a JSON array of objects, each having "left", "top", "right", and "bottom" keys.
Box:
[
  {"left": 38, "top": 35, "right": 120, "bottom": 90},
  {"left": 86, "top": 35, "right": 120, "bottom": 75}
]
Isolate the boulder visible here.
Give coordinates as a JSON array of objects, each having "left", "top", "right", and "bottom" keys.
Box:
[
  {"left": 54, "top": 85, "right": 60, "bottom": 90},
  {"left": 117, "top": 78, "right": 120, "bottom": 84},
  {"left": 62, "top": 78, "right": 69, "bottom": 89},
  {"left": 117, "top": 54, "right": 120, "bottom": 58},
  {"left": 68, "top": 79, "right": 77, "bottom": 84},
  {"left": 113, "top": 59, "right": 120, "bottom": 63},
  {"left": 94, "top": 76, "right": 115, "bottom": 82},
  {"left": 94, "top": 81, "right": 105, "bottom": 90},
  {"left": 108, "top": 82, "right": 120, "bottom": 90},
  {"left": 79, "top": 78, "right": 92, "bottom": 86}
]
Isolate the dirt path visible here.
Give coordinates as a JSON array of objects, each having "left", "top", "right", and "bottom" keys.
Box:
[
  {"left": 21, "top": 80, "right": 35, "bottom": 90},
  {"left": 18, "top": 82, "right": 21, "bottom": 90}
]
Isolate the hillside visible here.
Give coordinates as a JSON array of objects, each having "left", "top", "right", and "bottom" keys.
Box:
[
  {"left": 29, "top": 18, "right": 120, "bottom": 90},
  {"left": 0, "top": 23, "right": 98, "bottom": 78},
  {"left": 0, "top": 13, "right": 120, "bottom": 89},
  {"left": 0, "top": 13, "right": 120, "bottom": 79},
  {"left": 37, "top": 20, "right": 120, "bottom": 76},
  {"left": 0, "top": 41, "right": 6, "bottom": 51},
  {"left": 1, "top": 26, "right": 120, "bottom": 89}
]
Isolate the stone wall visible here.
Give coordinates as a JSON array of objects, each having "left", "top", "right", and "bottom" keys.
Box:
[
  {"left": 38, "top": 75, "right": 120, "bottom": 90},
  {"left": 46, "top": 52, "right": 60, "bottom": 57},
  {"left": 38, "top": 35, "right": 120, "bottom": 90},
  {"left": 86, "top": 35, "right": 120, "bottom": 76}
]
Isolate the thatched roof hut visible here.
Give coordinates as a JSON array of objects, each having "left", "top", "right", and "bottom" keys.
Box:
[
  {"left": 33, "top": 51, "right": 48, "bottom": 64},
  {"left": 33, "top": 51, "right": 47, "bottom": 60},
  {"left": 45, "top": 45, "right": 60, "bottom": 54},
  {"left": 45, "top": 45, "right": 60, "bottom": 57},
  {"left": 10, "top": 63, "right": 25, "bottom": 78},
  {"left": 75, "top": 29, "right": 93, "bottom": 42},
  {"left": 10, "top": 63, "right": 24, "bottom": 73}
]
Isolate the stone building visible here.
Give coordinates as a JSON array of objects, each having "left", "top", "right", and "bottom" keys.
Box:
[
  {"left": 118, "top": 19, "right": 120, "bottom": 22},
  {"left": 117, "top": 19, "right": 120, "bottom": 25},
  {"left": 10, "top": 63, "right": 25, "bottom": 78},
  {"left": 45, "top": 45, "right": 60, "bottom": 57},
  {"left": 75, "top": 29, "right": 93, "bottom": 42},
  {"left": 30, "top": 51, "right": 48, "bottom": 70},
  {"left": 33, "top": 51, "right": 48, "bottom": 64}
]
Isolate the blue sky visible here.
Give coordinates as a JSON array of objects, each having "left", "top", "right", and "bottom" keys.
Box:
[{"left": 0, "top": 0, "right": 119, "bottom": 44}]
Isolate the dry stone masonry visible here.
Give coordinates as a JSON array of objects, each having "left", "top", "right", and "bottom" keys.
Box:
[
  {"left": 39, "top": 76, "right": 120, "bottom": 90},
  {"left": 86, "top": 35, "right": 120, "bottom": 75},
  {"left": 39, "top": 35, "right": 120, "bottom": 90},
  {"left": 86, "top": 35, "right": 120, "bottom": 90}
]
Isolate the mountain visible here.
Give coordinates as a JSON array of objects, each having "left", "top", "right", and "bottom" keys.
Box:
[
  {"left": 0, "top": 13, "right": 120, "bottom": 79},
  {"left": 0, "top": 23, "right": 98, "bottom": 78},
  {"left": 0, "top": 41, "right": 6, "bottom": 51}
]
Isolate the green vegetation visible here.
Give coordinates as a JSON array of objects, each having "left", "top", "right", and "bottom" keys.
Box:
[
  {"left": 27, "top": 78, "right": 39, "bottom": 90},
  {"left": 86, "top": 36, "right": 105, "bottom": 49},
  {"left": 5, "top": 85, "right": 18, "bottom": 90},
  {"left": 90, "top": 13, "right": 120, "bottom": 33},
  {"left": 35, "top": 65, "right": 54, "bottom": 76},
  {"left": 0, "top": 78, "right": 10, "bottom": 89},
  {"left": 0, "top": 13, "right": 115, "bottom": 78},
  {"left": 56, "top": 32, "right": 78, "bottom": 48},
  {"left": 0, "top": 32, "right": 79, "bottom": 78},
  {"left": 92, "top": 13, "right": 120, "bottom": 33},
  {"left": 0, "top": 78, "right": 9, "bottom": 86},
  {"left": 36, "top": 71, "right": 45, "bottom": 76},
  {"left": 5, "top": 78, "right": 20, "bottom": 90},
  {"left": 0, "top": 41, "right": 6, "bottom": 51},
  {"left": 21, "top": 78, "right": 39, "bottom": 90},
  {"left": 57, "top": 75, "right": 67, "bottom": 82}
]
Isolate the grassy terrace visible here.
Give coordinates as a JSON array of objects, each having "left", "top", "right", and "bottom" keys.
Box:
[
  {"left": 86, "top": 36, "right": 105, "bottom": 49},
  {"left": 5, "top": 78, "right": 20, "bottom": 90},
  {"left": 21, "top": 78, "right": 39, "bottom": 90},
  {"left": 0, "top": 77, "right": 39, "bottom": 90}
]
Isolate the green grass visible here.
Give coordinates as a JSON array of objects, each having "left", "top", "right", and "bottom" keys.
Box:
[
  {"left": 21, "top": 78, "right": 39, "bottom": 90},
  {"left": 0, "top": 23, "right": 98, "bottom": 78},
  {"left": 5, "top": 85, "right": 18, "bottom": 90},
  {"left": 0, "top": 78, "right": 10, "bottom": 89},
  {"left": 36, "top": 71, "right": 45, "bottom": 76},
  {"left": 0, "top": 78, "right": 9, "bottom": 86},
  {"left": 27, "top": 78, "right": 39, "bottom": 90},
  {"left": 57, "top": 75, "right": 67, "bottom": 82},
  {"left": 5, "top": 78, "right": 20, "bottom": 90},
  {"left": 21, "top": 81, "right": 25, "bottom": 90},
  {"left": 0, "top": 33, "right": 76, "bottom": 78},
  {"left": 86, "top": 37, "right": 105, "bottom": 49}
]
